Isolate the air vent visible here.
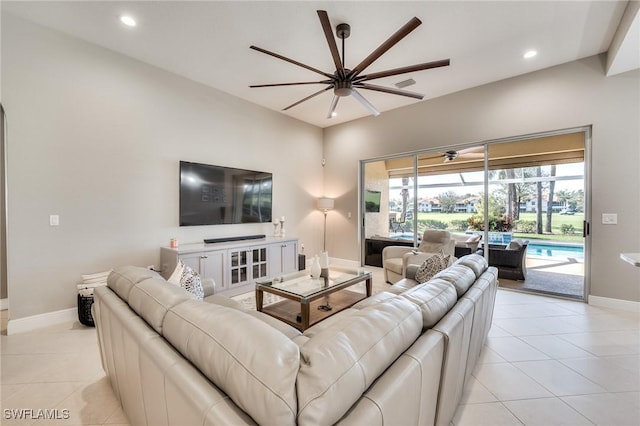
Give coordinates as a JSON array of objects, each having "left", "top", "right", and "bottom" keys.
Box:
[{"left": 394, "top": 78, "right": 416, "bottom": 89}]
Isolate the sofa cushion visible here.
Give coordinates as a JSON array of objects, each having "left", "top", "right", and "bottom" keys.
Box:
[
  {"left": 163, "top": 300, "right": 299, "bottom": 426},
  {"left": 433, "top": 264, "right": 478, "bottom": 297},
  {"left": 127, "top": 278, "right": 193, "bottom": 334},
  {"left": 506, "top": 239, "right": 523, "bottom": 250},
  {"left": 384, "top": 257, "right": 404, "bottom": 275},
  {"left": 400, "top": 279, "right": 458, "bottom": 329},
  {"left": 455, "top": 254, "right": 488, "bottom": 278},
  {"left": 296, "top": 297, "right": 422, "bottom": 426},
  {"left": 415, "top": 253, "right": 450, "bottom": 283},
  {"left": 107, "top": 266, "right": 160, "bottom": 302}
]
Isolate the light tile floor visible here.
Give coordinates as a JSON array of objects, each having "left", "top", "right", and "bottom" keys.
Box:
[{"left": 1, "top": 281, "right": 639, "bottom": 425}]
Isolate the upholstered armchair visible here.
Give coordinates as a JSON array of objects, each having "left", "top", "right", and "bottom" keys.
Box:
[{"left": 382, "top": 230, "right": 456, "bottom": 284}]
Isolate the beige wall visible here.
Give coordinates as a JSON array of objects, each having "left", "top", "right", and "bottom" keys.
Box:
[
  {"left": 2, "top": 15, "right": 324, "bottom": 320},
  {"left": 324, "top": 56, "right": 640, "bottom": 303},
  {"left": 2, "top": 13, "right": 639, "bottom": 322}
]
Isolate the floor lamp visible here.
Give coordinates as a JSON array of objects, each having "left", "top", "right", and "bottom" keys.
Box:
[
  {"left": 317, "top": 197, "right": 334, "bottom": 312},
  {"left": 317, "top": 197, "right": 334, "bottom": 252}
]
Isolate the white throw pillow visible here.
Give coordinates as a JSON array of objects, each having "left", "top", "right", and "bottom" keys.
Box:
[
  {"left": 167, "top": 260, "right": 185, "bottom": 285},
  {"left": 414, "top": 254, "right": 451, "bottom": 283}
]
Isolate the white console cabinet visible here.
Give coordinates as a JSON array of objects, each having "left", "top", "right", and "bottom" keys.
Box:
[{"left": 160, "top": 236, "right": 299, "bottom": 297}]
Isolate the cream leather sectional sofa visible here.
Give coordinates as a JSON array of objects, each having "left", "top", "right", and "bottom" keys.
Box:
[{"left": 93, "top": 254, "right": 497, "bottom": 425}]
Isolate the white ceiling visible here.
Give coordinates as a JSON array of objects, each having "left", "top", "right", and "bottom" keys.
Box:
[{"left": 3, "top": 1, "right": 637, "bottom": 128}]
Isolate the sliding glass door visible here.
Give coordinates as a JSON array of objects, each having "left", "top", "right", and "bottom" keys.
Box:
[{"left": 360, "top": 128, "right": 589, "bottom": 301}]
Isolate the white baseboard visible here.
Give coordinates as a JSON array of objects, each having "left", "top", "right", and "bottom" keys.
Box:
[
  {"left": 588, "top": 295, "right": 640, "bottom": 313},
  {"left": 6, "top": 307, "right": 77, "bottom": 335},
  {"left": 0, "top": 298, "right": 7, "bottom": 310},
  {"left": 328, "top": 257, "right": 359, "bottom": 269}
]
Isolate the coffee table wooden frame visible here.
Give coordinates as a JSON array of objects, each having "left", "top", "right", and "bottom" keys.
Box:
[{"left": 255, "top": 271, "right": 372, "bottom": 331}]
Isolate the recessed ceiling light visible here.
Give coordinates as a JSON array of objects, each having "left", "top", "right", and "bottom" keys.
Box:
[
  {"left": 331, "top": 111, "right": 337, "bottom": 117},
  {"left": 119, "top": 15, "right": 137, "bottom": 27},
  {"left": 523, "top": 50, "right": 537, "bottom": 59}
]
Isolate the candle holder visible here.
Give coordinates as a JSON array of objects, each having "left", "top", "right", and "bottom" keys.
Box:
[
  {"left": 272, "top": 221, "right": 280, "bottom": 237},
  {"left": 280, "top": 219, "right": 285, "bottom": 237}
]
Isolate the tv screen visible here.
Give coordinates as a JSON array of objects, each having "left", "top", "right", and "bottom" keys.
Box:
[
  {"left": 179, "top": 161, "right": 272, "bottom": 226},
  {"left": 365, "top": 190, "right": 382, "bottom": 213}
]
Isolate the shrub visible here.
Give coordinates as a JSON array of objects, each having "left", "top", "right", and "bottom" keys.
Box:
[
  {"left": 449, "top": 219, "right": 469, "bottom": 231},
  {"left": 514, "top": 220, "right": 536, "bottom": 233},
  {"left": 467, "top": 214, "right": 513, "bottom": 232},
  {"left": 561, "top": 224, "right": 576, "bottom": 235},
  {"left": 422, "top": 219, "right": 448, "bottom": 230}
]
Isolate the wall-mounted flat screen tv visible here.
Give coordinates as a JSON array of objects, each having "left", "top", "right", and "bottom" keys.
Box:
[
  {"left": 365, "top": 189, "right": 382, "bottom": 213},
  {"left": 179, "top": 161, "right": 272, "bottom": 226}
]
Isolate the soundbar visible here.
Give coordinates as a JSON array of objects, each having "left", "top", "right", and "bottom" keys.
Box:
[{"left": 204, "top": 234, "right": 266, "bottom": 244}]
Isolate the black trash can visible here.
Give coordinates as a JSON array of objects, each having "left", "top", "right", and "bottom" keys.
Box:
[{"left": 77, "top": 293, "right": 95, "bottom": 327}]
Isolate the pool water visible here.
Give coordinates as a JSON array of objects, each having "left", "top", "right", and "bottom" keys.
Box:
[{"left": 527, "top": 242, "right": 584, "bottom": 259}]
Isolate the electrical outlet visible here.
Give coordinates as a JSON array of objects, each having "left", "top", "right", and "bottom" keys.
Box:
[
  {"left": 49, "top": 215, "right": 59, "bottom": 226},
  {"left": 602, "top": 213, "right": 617, "bottom": 225}
]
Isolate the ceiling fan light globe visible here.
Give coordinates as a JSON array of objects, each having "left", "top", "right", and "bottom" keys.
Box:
[{"left": 335, "top": 87, "right": 353, "bottom": 97}]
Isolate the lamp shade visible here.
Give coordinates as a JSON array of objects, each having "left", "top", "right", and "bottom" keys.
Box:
[{"left": 317, "top": 197, "right": 335, "bottom": 211}]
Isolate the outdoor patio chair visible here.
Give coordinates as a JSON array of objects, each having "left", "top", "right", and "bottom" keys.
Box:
[{"left": 484, "top": 239, "right": 529, "bottom": 280}]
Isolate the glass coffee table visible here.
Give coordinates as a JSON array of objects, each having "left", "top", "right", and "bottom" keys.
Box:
[{"left": 255, "top": 268, "right": 372, "bottom": 331}]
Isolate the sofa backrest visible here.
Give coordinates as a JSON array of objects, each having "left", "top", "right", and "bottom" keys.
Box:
[
  {"left": 433, "top": 264, "right": 478, "bottom": 297},
  {"left": 296, "top": 297, "right": 422, "bottom": 426},
  {"left": 163, "top": 299, "right": 299, "bottom": 426},
  {"left": 107, "top": 266, "right": 160, "bottom": 301},
  {"left": 455, "top": 254, "right": 488, "bottom": 278},
  {"left": 400, "top": 279, "right": 458, "bottom": 329},
  {"left": 128, "top": 278, "right": 193, "bottom": 334}
]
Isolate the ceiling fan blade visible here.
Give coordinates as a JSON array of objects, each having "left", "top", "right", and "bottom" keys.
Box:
[
  {"left": 351, "top": 89, "right": 380, "bottom": 116},
  {"left": 317, "top": 10, "right": 345, "bottom": 77},
  {"left": 355, "top": 82, "right": 424, "bottom": 100},
  {"left": 250, "top": 45, "right": 334, "bottom": 79},
  {"left": 349, "top": 17, "right": 422, "bottom": 79},
  {"left": 282, "top": 85, "right": 334, "bottom": 111},
  {"left": 250, "top": 80, "right": 332, "bottom": 88},
  {"left": 327, "top": 96, "right": 339, "bottom": 119},
  {"left": 356, "top": 59, "right": 450, "bottom": 82},
  {"left": 458, "top": 146, "right": 485, "bottom": 155}
]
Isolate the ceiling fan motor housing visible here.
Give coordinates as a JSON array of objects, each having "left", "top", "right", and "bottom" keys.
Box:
[{"left": 334, "top": 78, "right": 353, "bottom": 97}]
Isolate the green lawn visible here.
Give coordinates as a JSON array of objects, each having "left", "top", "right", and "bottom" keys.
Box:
[{"left": 414, "top": 211, "right": 584, "bottom": 242}]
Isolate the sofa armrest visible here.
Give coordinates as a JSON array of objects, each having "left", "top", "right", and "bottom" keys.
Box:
[
  {"left": 402, "top": 252, "right": 437, "bottom": 272},
  {"left": 403, "top": 251, "right": 456, "bottom": 273},
  {"left": 202, "top": 278, "right": 215, "bottom": 297},
  {"left": 405, "top": 264, "right": 420, "bottom": 280}
]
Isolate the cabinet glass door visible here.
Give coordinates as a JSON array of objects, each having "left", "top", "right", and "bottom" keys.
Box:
[
  {"left": 252, "top": 247, "right": 268, "bottom": 279},
  {"left": 230, "top": 250, "right": 248, "bottom": 284}
]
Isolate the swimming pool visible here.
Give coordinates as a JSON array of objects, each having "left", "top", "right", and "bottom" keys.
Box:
[
  {"left": 526, "top": 242, "right": 584, "bottom": 259},
  {"left": 389, "top": 232, "right": 584, "bottom": 259}
]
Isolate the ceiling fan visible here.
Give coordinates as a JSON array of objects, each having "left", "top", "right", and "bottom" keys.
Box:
[
  {"left": 423, "top": 147, "right": 485, "bottom": 162},
  {"left": 249, "top": 10, "right": 450, "bottom": 119}
]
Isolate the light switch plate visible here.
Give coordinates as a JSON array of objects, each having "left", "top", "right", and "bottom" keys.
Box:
[
  {"left": 49, "top": 214, "right": 59, "bottom": 226},
  {"left": 602, "top": 213, "right": 617, "bottom": 225}
]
